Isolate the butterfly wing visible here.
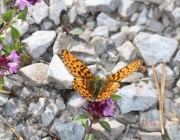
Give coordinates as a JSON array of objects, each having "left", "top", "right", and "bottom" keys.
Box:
[
  {"left": 73, "top": 77, "right": 94, "bottom": 101},
  {"left": 108, "top": 59, "right": 142, "bottom": 81},
  {"left": 96, "top": 82, "right": 120, "bottom": 102},
  {"left": 61, "top": 50, "right": 94, "bottom": 78}
]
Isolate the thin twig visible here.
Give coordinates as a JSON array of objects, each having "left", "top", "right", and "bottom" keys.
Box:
[
  {"left": 4, "top": 122, "right": 24, "bottom": 140},
  {"left": 161, "top": 63, "right": 166, "bottom": 135},
  {"left": 152, "top": 65, "right": 162, "bottom": 134}
]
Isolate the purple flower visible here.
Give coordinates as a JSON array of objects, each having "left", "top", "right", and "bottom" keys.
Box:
[
  {"left": 0, "top": 55, "right": 8, "bottom": 75},
  {"left": 0, "top": 44, "right": 2, "bottom": 50},
  {"left": 7, "top": 62, "right": 19, "bottom": 73},
  {"left": 6, "top": 50, "right": 20, "bottom": 63},
  {"left": 27, "top": 0, "right": 41, "bottom": 5},
  {"left": 15, "top": 0, "right": 31, "bottom": 10},
  {"left": 87, "top": 98, "right": 115, "bottom": 118}
]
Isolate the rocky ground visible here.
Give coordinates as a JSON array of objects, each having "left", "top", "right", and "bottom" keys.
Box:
[{"left": 0, "top": 0, "right": 180, "bottom": 140}]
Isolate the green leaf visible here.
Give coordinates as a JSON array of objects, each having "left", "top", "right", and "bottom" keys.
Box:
[
  {"left": 85, "top": 134, "right": 94, "bottom": 140},
  {"left": 69, "top": 28, "right": 83, "bottom": 36},
  {"left": 10, "top": 25, "right": 20, "bottom": 40},
  {"left": 0, "top": 33, "right": 5, "bottom": 44},
  {"left": 3, "top": 44, "right": 12, "bottom": 54},
  {"left": 3, "top": 9, "right": 15, "bottom": 22},
  {"left": 74, "top": 114, "right": 89, "bottom": 123},
  {"left": 111, "top": 94, "right": 121, "bottom": 100},
  {"left": 17, "top": 7, "right": 28, "bottom": 20},
  {"left": 99, "top": 120, "right": 111, "bottom": 132},
  {"left": 3, "top": 0, "right": 9, "bottom": 4},
  {"left": 82, "top": 119, "right": 89, "bottom": 130},
  {"left": 11, "top": 40, "right": 23, "bottom": 52},
  {"left": 0, "top": 76, "right": 11, "bottom": 94}
]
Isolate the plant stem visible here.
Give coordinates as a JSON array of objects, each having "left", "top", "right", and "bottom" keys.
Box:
[{"left": 86, "top": 118, "right": 93, "bottom": 134}]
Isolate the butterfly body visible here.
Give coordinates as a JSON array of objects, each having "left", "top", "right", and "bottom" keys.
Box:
[{"left": 61, "top": 50, "right": 142, "bottom": 102}]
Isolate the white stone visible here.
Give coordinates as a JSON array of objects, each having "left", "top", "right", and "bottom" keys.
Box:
[
  {"left": 117, "top": 41, "right": 137, "bottom": 61},
  {"left": 130, "top": 13, "right": 139, "bottom": 22},
  {"left": 85, "top": 0, "right": 121, "bottom": 12},
  {"left": 76, "top": 0, "right": 87, "bottom": 16},
  {"left": 139, "top": 132, "right": 162, "bottom": 140},
  {"left": 42, "top": 19, "right": 53, "bottom": 30},
  {"left": 146, "top": 19, "right": 165, "bottom": 33},
  {"left": 173, "top": 98, "right": 180, "bottom": 121},
  {"left": 68, "top": 6, "right": 77, "bottom": 24},
  {"left": 32, "top": 98, "right": 47, "bottom": 117},
  {"left": 165, "top": 121, "right": 180, "bottom": 140},
  {"left": 128, "top": 25, "right": 145, "bottom": 40},
  {"left": 171, "top": 7, "right": 180, "bottom": 25},
  {"left": 90, "top": 26, "right": 109, "bottom": 37},
  {"left": 132, "top": 0, "right": 162, "bottom": 4},
  {"left": 49, "top": 0, "right": 67, "bottom": 25},
  {"left": 111, "top": 32, "right": 127, "bottom": 47},
  {"left": 136, "top": 7, "right": 148, "bottom": 25},
  {"left": 86, "top": 17, "right": 95, "bottom": 30},
  {"left": 79, "top": 29, "right": 92, "bottom": 42},
  {"left": 27, "top": 1, "right": 48, "bottom": 24},
  {"left": 148, "top": 63, "right": 174, "bottom": 82},
  {"left": 118, "top": 0, "right": 139, "bottom": 17},
  {"left": 22, "top": 31, "right": 56, "bottom": 59},
  {"left": 117, "top": 82, "right": 158, "bottom": 114},
  {"left": 62, "top": 0, "right": 73, "bottom": 8},
  {"left": 139, "top": 109, "right": 161, "bottom": 131},
  {"left": 0, "top": 93, "right": 9, "bottom": 106},
  {"left": 134, "top": 32, "right": 178, "bottom": 66},
  {"left": 48, "top": 54, "right": 74, "bottom": 89},
  {"left": 92, "top": 118, "right": 125, "bottom": 140},
  {"left": 162, "top": 14, "right": 169, "bottom": 27},
  {"left": 19, "top": 63, "right": 49, "bottom": 86},
  {"left": 42, "top": 103, "right": 58, "bottom": 126},
  {"left": 55, "top": 98, "right": 66, "bottom": 110},
  {"left": 97, "top": 12, "right": 120, "bottom": 32}
]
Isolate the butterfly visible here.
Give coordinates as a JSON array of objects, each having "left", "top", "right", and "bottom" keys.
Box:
[{"left": 61, "top": 50, "right": 142, "bottom": 102}]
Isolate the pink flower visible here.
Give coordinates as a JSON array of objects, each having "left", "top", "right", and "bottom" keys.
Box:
[
  {"left": 0, "top": 44, "right": 2, "bottom": 50},
  {"left": 0, "top": 55, "right": 8, "bottom": 75},
  {"left": 6, "top": 50, "right": 20, "bottom": 63},
  {"left": 27, "top": 0, "right": 41, "bottom": 5},
  {"left": 87, "top": 98, "right": 115, "bottom": 118},
  {"left": 7, "top": 62, "right": 19, "bottom": 73},
  {"left": 15, "top": 0, "right": 31, "bottom": 10}
]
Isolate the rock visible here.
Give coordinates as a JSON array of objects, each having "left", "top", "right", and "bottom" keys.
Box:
[
  {"left": 171, "top": 7, "right": 180, "bottom": 26},
  {"left": 92, "top": 118, "right": 125, "bottom": 140},
  {"left": 118, "top": 0, "right": 139, "bottom": 17},
  {"left": 90, "top": 26, "right": 109, "bottom": 37},
  {"left": 107, "top": 50, "right": 119, "bottom": 62},
  {"left": 55, "top": 98, "right": 66, "bottom": 110},
  {"left": 79, "top": 29, "right": 92, "bottom": 42},
  {"left": 111, "top": 32, "right": 127, "bottom": 47},
  {"left": 140, "top": 109, "right": 160, "bottom": 131},
  {"left": 75, "top": 16, "right": 85, "bottom": 25},
  {"left": 136, "top": 7, "right": 148, "bottom": 25},
  {"left": 97, "top": 12, "right": 120, "bottom": 32},
  {"left": 148, "top": 63, "right": 174, "bottom": 83},
  {"left": 55, "top": 122, "right": 85, "bottom": 140},
  {"left": 165, "top": 121, "right": 180, "bottom": 140},
  {"left": 32, "top": 98, "right": 47, "bottom": 117},
  {"left": 22, "top": 31, "right": 56, "bottom": 59},
  {"left": 53, "top": 33, "right": 95, "bottom": 55},
  {"left": 0, "top": 93, "right": 9, "bottom": 106},
  {"left": 164, "top": 98, "right": 174, "bottom": 115},
  {"left": 117, "top": 82, "right": 158, "bottom": 114},
  {"left": 4, "top": 74, "right": 23, "bottom": 89},
  {"left": 116, "top": 114, "right": 136, "bottom": 125},
  {"left": 85, "top": 0, "right": 121, "bottom": 12},
  {"left": 139, "top": 132, "right": 162, "bottom": 140},
  {"left": 86, "top": 17, "right": 95, "bottom": 31},
  {"left": 42, "top": 19, "right": 54, "bottom": 30},
  {"left": 27, "top": 1, "right": 48, "bottom": 24},
  {"left": 68, "top": 6, "right": 77, "bottom": 24},
  {"left": 162, "top": 14, "right": 170, "bottom": 27},
  {"left": 130, "top": 13, "right": 139, "bottom": 22},
  {"left": 20, "top": 87, "right": 31, "bottom": 99},
  {"left": 132, "top": 0, "right": 162, "bottom": 4},
  {"left": 134, "top": 32, "right": 178, "bottom": 66},
  {"left": 19, "top": 63, "right": 49, "bottom": 86},
  {"left": 48, "top": 54, "right": 74, "bottom": 89},
  {"left": 117, "top": 41, "right": 137, "bottom": 61},
  {"left": 146, "top": 19, "right": 165, "bottom": 33},
  {"left": 173, "top": 50, "right": 180, "bottom": 65},
  {"left": 49, "top": 0, "right": 67, "bottom": 25},
  {"left": 0, "top": 131, "right": 13, "bottom": 140},
  {"left": 62, "top": 0, "right": 73, "bottom": 8},
  {"left": 42, "top": 103, "right": 58, "bottom": 126},
  {"left": 128, "top": 25, "right": 145, "bottom": 40},
  {"left": 173, "top": 98, "right": 180, "bottom": 121}
]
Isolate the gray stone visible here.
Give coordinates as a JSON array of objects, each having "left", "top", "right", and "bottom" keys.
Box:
[
  {"left": 20, "top": 87, "right": 31, "bottom": 99},
  {"left": 49, "top": 0, "right": 67, "bottom": 25},
  {"left": 136, "top": 7, "right": 148, "bottom": 25},
  {"left": 111, "top": 32, "right": 127, "bottom": 47},
  {"left": 55, "top": 122, "right": 85, "bottom": 140},
  {"left": 27, "top": 1, "right": 48, "bottom": 24},
  {"left": 132, "top": 0, "right": 162, "bottom": 4},
  {"left": 165, "top": 121, "right": 180, "bottom": 140},
  {"left": 85, "top": 0, "right": 121, "bottom": 12},
  {"left": 48, "top": 54, "right": 74, "bottom": 89},
  {"left": 173, "top": 98, "right": 180, "bottom": 121},
  {"left": 68, "top": 6, "right": 77, "bottom": 24},
  {"left": 4, "top": 74, "right": 23, "bottom": 89},
  {"left": 139, "top": 132, "right": 162, "bottom": 140},
  {"left": 0, "top": 93, "right": 9, "bottom": 106},
  {"left": 92, "top": 118, "right": 125, "bottom": 140},
  {"left": 162, "top": 14, "right": 170, "bottom": 27},
  {"left": 97, "top": 12, "right": 120, "bottom": 32},
  {"left": 128, "top": 25, "right": 145, "bottom": 40},
  {"left": 22, "top": 31, "right": 56, "bottom": 59},
  {"left": 107, "top": 50, "right": 119, "bottom": 62},
  {"left": 171, "top": 7, "right": 180, "bottom": 26},
  {"left": 32, "top": 98, "right": 47, "bottom": 117},
  {"left": 130, "top": 13, "right": 139, "bottom": 22},
  {"left": 117, "top": 41, "right": 137, "bottom": 61},
  {"left": 42, "top": 19, "right": 54, "bottom": 30},
  {"left": 75, "top": 16, "right": 85, "bottom": 25},
  {"left": 146, "top": 19, "right": 165, "bottom": 33},
  {"left": 79, "top": 29, "right": 92, "bottom": 42},
  {"left": 118, "top": 0, "right": 139, "bottom": 17},
  {"left": 116, "top": 114, "right": 136, "bottom": 125},
  {"left": 86, "top": 17, "right": 95, "bottom": 31},
  {"left": 0, "top": 131, "right": 13, "bottom": 140},
  {"left": 55, "top": 98, "right": 66, "bottom": 110},
  {"left": 134, "top": 32, "right": 178, "bottom": 66},
  {"left": 19, "top": 63, "right": 49, "bottom": 86},
  {"left": 117, "top": 82, "right": 158, "bottom": 114},
  {"left": 90, "top": 26, "right": 109, "bottom": 37},
  {"left": 139, "top": 109, "right": 160, "bottom": 131},
  {"left": 42, "top": 103, "right": 58, "bottom": 126}
]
